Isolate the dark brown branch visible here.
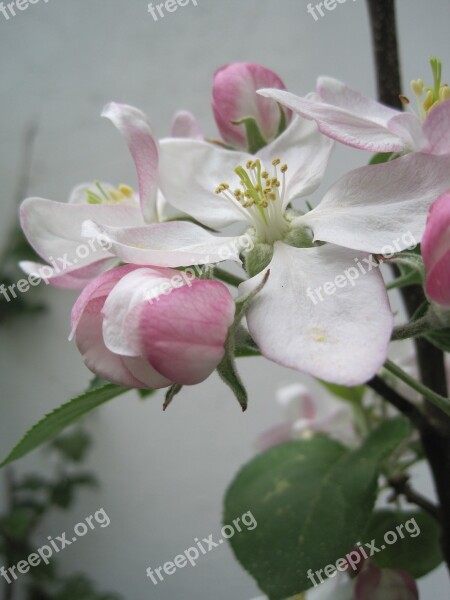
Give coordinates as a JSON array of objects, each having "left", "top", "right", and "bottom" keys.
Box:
[
  {"left": 367, "top": 376, "right": 425, "bottom": 429},
  {"left": 366, "top": 0, "right": 450, "bottom": 573},
  {"left": 388, "top": 474, "right": 441, "bottom": 522}
]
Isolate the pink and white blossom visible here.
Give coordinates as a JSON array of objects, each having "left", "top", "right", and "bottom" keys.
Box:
[
  {"left": 212, "top": 62, "right": 291, "bottom": 149},
  {"left": 354, "top": 565, "right": 419, "bottom": 600},
  {"left": 84, "top": 104, "right": 450, "bottom": 385},
  {"left": 422, "top": 192, "right": 450, "bottom": 307},
  {"left": 70, "top": 264, "right": 235, "bottom": 389},
  {"left": 257, "top": 383, "right": 357, "bottom": 451},
  {"left": 259, "top": 75, "right": 450, "bottom": 155}
]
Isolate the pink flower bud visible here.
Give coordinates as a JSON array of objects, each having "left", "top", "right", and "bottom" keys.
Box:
[
  {"left": 70, "top": 265, "right": 235, "bottom": 389},
  {"left": 212, "top": 62, "right": 291, "bottom": 149},
  {"left": 422, "top": 192, "right": 450, "bottom": 307},
  {"left": 355, "top": 565, "right": 419, "bottom": 600}
]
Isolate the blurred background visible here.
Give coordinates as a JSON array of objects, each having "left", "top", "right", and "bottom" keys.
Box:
[{"left": 1, "top": 0, "right": 449, "bottom": 598}]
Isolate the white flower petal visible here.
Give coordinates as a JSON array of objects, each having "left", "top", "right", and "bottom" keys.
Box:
[
  {"left": 257, "top": 116, "right": 334, "bottom": 209},
  {"left": 300, "top": 153, "right": 450, "bottom": 253},
  {"left": 159, "top": 138, "right": 252, "bottom": 229},
  {"left": 82, "top": 220, "right": 244, "bottom": 267},
  {"left": 239, "top": 242, "right": 393, "bottom": 385}
]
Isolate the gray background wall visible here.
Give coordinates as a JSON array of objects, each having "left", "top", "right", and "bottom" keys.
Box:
[{"left": 1, "top": 1, "right": 449, "bottom": 598}]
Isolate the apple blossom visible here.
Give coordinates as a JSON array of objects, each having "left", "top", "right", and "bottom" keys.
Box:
[
  {"left": 212, "top": 62, "right": 291, "bottom": 151},
  {"left": 19, "top": 103, "right": 207, "bottom": 289},
  {"left": 257, "top": 383, "right": 356, "bottom": 450},
  {"left": 259, "top": 57, "right": 450, "bottom": 155},
  {"left": 354, "top": 565, "right": 418, "bottom": 600},
  {"left": 84, "top": 104, "right": 450, "bottom": 385},
  {"left": 422, "top": 192, "right": 450, "bottom": 308},
  {"left": 70, "top": 264, "right": 235, "bottom": 388}
]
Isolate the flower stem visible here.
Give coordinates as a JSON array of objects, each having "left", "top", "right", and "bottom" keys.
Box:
[{"left": 384, "top": 359, "right": 450, "bottom": 418}]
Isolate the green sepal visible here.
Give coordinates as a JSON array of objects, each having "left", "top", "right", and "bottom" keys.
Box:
[{"left": 233, "top": 117, "right": 268, "bottom": 154}]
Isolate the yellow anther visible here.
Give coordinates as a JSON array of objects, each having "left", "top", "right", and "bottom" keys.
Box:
[
  {"left": 272, "top": 158, "right": 281, "bottom": 166},
  {"left": 423, "top": 89, "right": 435, "bottom": 112},
  {"left": 234, "top": 189, "right": 242, "bottom": 197},
  {"left": 269, "top": 193, "right": 276, "bottom": 201},
  {"left": 215, "top": 186, "right": 224, "bottom": 194},
  {"left": 118, "top": 184, "right": 134, "bottom": 197},
  {"left": 262, "top": 201, "right": 269, "bottom": 208},
  {"left": 261, "top": 171, "right": 269, "bottom": 179},
  {"left": 244, "top": 190, "right": 252, "bottom": 198},
  {"left": 220, "top": 183, "right": 230, "bottom": 190},
  {"left": 246, "top": 160, "right": 255, "bottom": 169},
  {"left": 280, "top": 164, "right": 288, "bottom": 173},
  {"left": 109, "top": 190, "right": 124, "bottom": 202},
  {"left": 244, "top": 200, "right": 254, "bottom": 208},
  {"left": 411, "top": 79, "right": 424, "bottom": 96},
  {"left": 263, "top": 187, "right": 272, "bottom": 194},
  {"left": 440, "top": 85, "right": 450, "bottom": 102}
]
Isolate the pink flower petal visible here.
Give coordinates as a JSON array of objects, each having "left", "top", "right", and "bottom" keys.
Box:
[
  {"left": 102, "top": 103, "right": 160, "bottom": 223},
  {"left": 140, "top": 280, "right": 235, "bottom": 385},
  {"left": 212, "top": 63, "right": 290, "bottom": 148},
  {"left": 258, "top": 87, "right": 408, "bottom": 152},
  {"left": 423, "top": 98, "right": 450, "bottom": 155},
  {"left": 19, "top": 258, "right": 117, "bottom": 290},
  {"left": 170, "top": 111, "right": 203, "bottom": 139}
]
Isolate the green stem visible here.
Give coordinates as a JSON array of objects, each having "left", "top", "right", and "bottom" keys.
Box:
[
  {"left": 392, "top": 316, "right": 433, "bottom": 341},
  {"left": 213, "top": 267, "right": 244, "bottom": 288},
  {"left": 384, "top": 359, "right": 450, "bottom": 418}
]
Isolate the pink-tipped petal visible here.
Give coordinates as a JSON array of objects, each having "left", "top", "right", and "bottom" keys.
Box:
[
  {"left": 140, "top": 280, "right": 235, "bottom": 385},
  {"left": 238, "top": 242, "right": 393, "bottom": 386},
  {"left": 258, "top": 87, "right": 409, "bottom": 153},
  {"left": 212, "top": 63, "right": 290, "bottom": 148},
  {"left": 422, "top": 192, "right": 450, "bottom": 269},
  {"left": 170, "top": 111, "right": 203, "bottom": 139},
  {"left": 102, "top": 103, "right": 159, "bottom": 223},
  {"left": 20, "top": 197, "right": 142, "bottom": 269},
  {"left": 423, "top": 98, "right": 450, "bottom": 155},
  {"left": 101, "top": 267, "right": 177, "bottom": 356},
  {"left": 19, "top": 258, "right": 117, "bottom": 290},
  {"left": 422, "top": 194, "right": 450, "bottom": 307},
  {"left": 70, "top": 264, "right": 140, "bottom": 338}
]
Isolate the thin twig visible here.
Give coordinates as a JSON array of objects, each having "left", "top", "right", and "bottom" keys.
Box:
[{"left": 388, "top": 474, "right": 441, "bottom": 522}]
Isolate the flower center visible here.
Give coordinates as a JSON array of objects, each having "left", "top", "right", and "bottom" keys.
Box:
[
  {"left": 402, "top": 57, "right": 450, "bottom": 122},
  {"left": 86, "top": 182, "right": 135, "bottom": 205},
  {"left": 214, "top": 157, "right": 290, "bottom": 243}
]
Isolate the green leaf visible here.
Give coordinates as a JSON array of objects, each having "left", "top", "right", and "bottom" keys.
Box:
[
  {"left": 319, "top": 381, "right": 366, "bottom": 403},
  {"left": 0, "top": 384, "right": 129, "bottom": 468},
  {"left": 369, "top": 152, "right": 393, "bottom": 165},
  {"left": 365, "top": 510, "right": 443, "bottom": 578},
  {"left": 224, "top": 419, "right": 411, "bottom": 599}
]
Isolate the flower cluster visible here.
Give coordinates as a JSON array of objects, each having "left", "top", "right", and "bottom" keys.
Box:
[{"left": 19, "top": 60, "right": 450, "bottom": 393}]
